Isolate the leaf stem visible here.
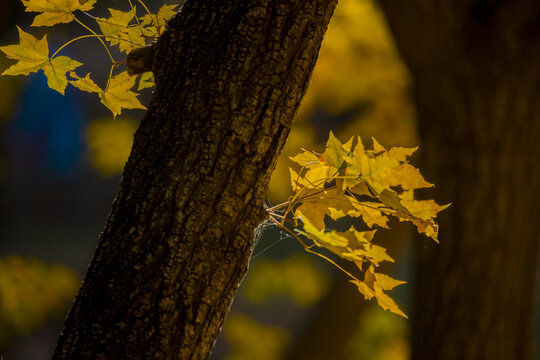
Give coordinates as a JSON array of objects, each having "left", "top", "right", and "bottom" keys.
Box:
[
  {"left": 127, "top": 0, "right": 148, "bottom": 39},
  {"left": 136, "top": 0, "right": 153, "bottom": 18},
  {"left": 105, "top": 63, "right": 117, "bottom": 91},
  {"left": 51, "top": 34, "right": 101, "bottom": 58},
  {"left": 276, "top": 221, "right": 358, "bottom": 281},
  {"left": 72, "top": 14, "right": 116, "bottom": 63}
]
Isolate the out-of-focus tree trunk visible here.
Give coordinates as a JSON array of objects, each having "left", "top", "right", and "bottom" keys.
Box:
[
  {"left": 53, "top": 1, "right": 338, "bottom": 359},
  {"left": 378, "top": 1, "right": 540, "bottom": 359}
]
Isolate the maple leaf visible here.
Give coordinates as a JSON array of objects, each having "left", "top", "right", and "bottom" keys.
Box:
[
  {"left": 289, "top": 150, "right": 320, "bottom": 167},
  {"left": 289, "top": 164, "right": 332, "bottom": 192},
  {"left": 138, "top": 72, "right": 155, "bottom": 90},
  {"left": 140, "top": 4, "right": 178, "bottom": 36},
  {"left": 371, "top": 137, "right": 386, "bottom": 154},
  {"left": 295, "top": 188, "right": 354, "bottom": 230},
  {"left": 284, "top": 132, "right": 450, "bottom": 317},
  {"left": 1, "top": 27, "right": 50, "bottom": 75},
  {"left": 343, "top": 136, "right": 401, "bottom": 194},
  {"left": 22, "top": 0, "right": 97, "bottom": 27},
  {"left": 348, "top": 181, "right": 373, "bottom": 197},
  {"left": 43, "top": 56, "right": 82, "bottom": 94},
  {"left": 298, "top": 211, "right": 349, "bottom": 251},
  {"left": 69, "top": 71, "right": 101, "bottom": 93},
  {"left": 70, "top": 71, "right": 145, "bottom": 116},
  {"left": 400, "top": 197, "right": 449, "bottom": 221},
  {"left": 387, "top": 146, "right": 418, "bottom": 162},
  {"left": 352, "top": 266, "right": 407, "bottom": 317},
  {"left": 97, "top": 8, "right": 145, "bottom": 54},
  {"left": 385, "top": 163, "right": 433, "bottom": 190},
  {"left": 357, "top": 153, "right": 400, "bottom": 194},
  {"left": 339, "top": 228, "right": 393, "bottom": 266},
  {"left": 329, "top": 200, "right": 390, "bottom": 228},
  {"left": 0, "top": 27, "right": 81, "bottom": 94},
  {"left": 99, "top": 71, "right": 146, "bottom": 117},
  {"left": 364, "top": 243, "right": 394, "bottom": 265},
  {"left": 320, "top": 130, "right": 346, "bottom": 170}
]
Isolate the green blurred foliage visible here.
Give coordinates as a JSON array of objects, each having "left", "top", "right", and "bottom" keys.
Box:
[
  {"left": 86, "top": 116, "right": 138, "bottom": 176},
  {"left": 0, "top": 256, "right": 79, "bottom": 350},
  {"left": 241, "top": 256, "right": 329, "bottom": 307},
  {"left": 345, "top": 304, "right": 410, "bottom": 360},
  {"left": 224, "top": 313, "right": 291, "bottom": 360}
]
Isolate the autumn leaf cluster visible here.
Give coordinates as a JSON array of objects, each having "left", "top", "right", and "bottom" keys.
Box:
[
  {"left": 0, "top": 0, "right": 179, "bottom": 116},
  {"left": 268, "top": 132, "right": 448, "bottom": 317}
]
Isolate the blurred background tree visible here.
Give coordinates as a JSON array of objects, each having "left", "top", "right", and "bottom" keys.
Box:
[{"left": 378, "top": 1, "right": 540, "bottom": 359}]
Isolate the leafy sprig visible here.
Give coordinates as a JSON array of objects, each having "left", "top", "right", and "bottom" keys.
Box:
[
  {"left": 0, "top": 0, "right": 180, "bottom": 116},
  {"left": 267, "top": 132, "right": 449, "bottom": 317}
]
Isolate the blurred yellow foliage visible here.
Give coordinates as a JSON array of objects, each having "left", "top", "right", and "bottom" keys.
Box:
[
  {"left": 241, "top": 256, "right": 329, "bottom": 306},
  {"left": 86, "top": 116, "right": 138, "bottom": 176},
  {"left": 224, "top": 313, "right": 291, "bottom": 360},
  {"left": 345, "top": 304, "right": 410, "bottom": 360},
  {"left": 268, "top": 0, "right": 417, "bottom": 202},
  {"left": 0, "top": 256, "right": 78, "bottom": 349}
]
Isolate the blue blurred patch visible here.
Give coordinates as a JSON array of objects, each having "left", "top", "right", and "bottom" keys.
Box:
[{"left": 9, "top": 71, "right": 85, "bottom": 174}]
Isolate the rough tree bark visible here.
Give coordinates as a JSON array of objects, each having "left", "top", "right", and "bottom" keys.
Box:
[
  {"left": 53, "top": 1, "right": 337, "bottom": 359},
  {"left": 378, "top": 1, "right": 540, "bottom": 359}
]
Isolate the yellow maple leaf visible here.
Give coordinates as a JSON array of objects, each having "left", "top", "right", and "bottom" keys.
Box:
[
  {"left": 328, "top": 201, "right": 389, "bottom": 229},
  {"left": 0, "top": 27, "right": 81, "bottom": 94},
  {"left": 352, "top": 279, "right": 375, "bottom": 300},
  {"left": 97, "top": 8, "right": 145, "bottom": 54},
  {"left": 69, "top": 71, "right": 101, "bottom": 93},
  {"left": 343, "top": 137, "right": 402, "bottom": 194},
  {"left": 298, "top": 211, "right": 349, "bottom": 250},
  {"left": 22, "top": 0, "right": 96, "bottom": 27},
  {"left": 140, "top": 4, "right": 179, "bottom": 36},
  {"left": 348, "top": 181, "right": 373, "bottom": 197},
  {"left": 364, "top": 243, "right": 394, "bottom": 265},
  {"left": 351, "top": 201, "right": 390, "bottom": 228},
  {"left": 320, "top": 131, "right": 344, "bottom": 167},
  {"left": 342, "top": 242, "right": 391, "bottom": 268},
  {"left": 138, "top": 72, "right": 155, "bottom": 90},
  {"left": 43, "top": 56, "right": 82, "bottom": 94},
  {"left": 373, "top": 287, "right": 407, "bottom": 318},
  {"left": 352, "top": 266, "right": 407, "bottom": 317},
  {"left": 387, "top": 146, "right": 418, "bottom": 162},
  {"left": 374, "top": 272, "right": 406, "bottom": 290},
  {"left": 1, "top": 27, "right": 49, "bottom": 76},
  {"left": 289, "top": 150, "right": 320, "bottom": 167},
  {"left": 296, "top": 188, "right": 354, "bottom": 230},
  {"left": 99, "top": 71, "right": 146, "bottom": 117},
  {"left": 400, "top": 198, "right": 449, "bottom": 221},
  {"left": 342, "top": 135, "right": 358, "bottom": 152},
  {"left": 385, "top": 163, "right": 433, "bottom": 190},
  {"left": 359, "top": 154, "right": 400, "bottom": 194},
  {"left": 371, "top": 137, "right": 386, "bottom": 153},
  {"left": 411, "top": 218, "right": 440, "bottom": 242}
]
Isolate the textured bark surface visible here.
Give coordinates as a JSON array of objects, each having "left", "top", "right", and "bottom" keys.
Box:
[
  {"left": 378, "top": 1, "right": 540, "bottom": 359},
  {"left": 53, "top": 0, "right": 337, "bottom": 359}
]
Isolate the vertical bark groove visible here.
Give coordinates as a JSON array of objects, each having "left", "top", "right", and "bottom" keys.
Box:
[{"left": 53, "top": 0, "right": 338, "bottom": 359}]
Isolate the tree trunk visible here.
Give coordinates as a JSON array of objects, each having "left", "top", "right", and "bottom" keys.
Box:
[
  {"left": 53, "top": 1, "right": 337, "bottom": 359},
  {"left": 378, "top": 1, "right": 540, "bottom": 359}
]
